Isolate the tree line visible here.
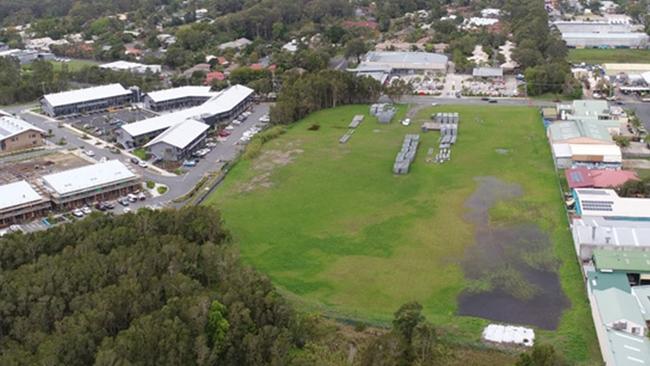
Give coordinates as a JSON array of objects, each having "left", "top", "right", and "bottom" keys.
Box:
[
  {"left": 504, "top": 0, "right": 581, "bottom": 98},
  {"left": 0, "top": 57, "right": 161, "bottom": 106},
  {"left": 269, "top": 70, "right": 382, "bottom": 124}
]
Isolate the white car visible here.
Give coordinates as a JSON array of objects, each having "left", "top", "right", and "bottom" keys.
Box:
[
  {"left": 83, "top": 150, "right": 95, "bottom": 157},
  {"left": 431, "top": 102, "right": 438, "bottom": 106},
  {"left": 138, "top": 161, "right": 148, "bottom": 168},
  {"left": 123, "top": 207, "right": 131, "bottom": 214},
  {"left": 259, "top": 115, "right": 270, "bottom": 123},
  {"left": 81, "top": 206, "right": 92, "bottom": 215},
  {"left": 225, "top": 125, "right": 235, "bottom": 130},
  {"left": 72, "top": 209, "right": 84, "bottom": 217},
  {"left": 401, "top": 118, "right": 411, "bottom": 126}
]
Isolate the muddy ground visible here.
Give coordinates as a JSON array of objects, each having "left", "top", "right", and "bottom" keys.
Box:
[{"left": 456, "top": 176, "right": 568, "bottom": 330}]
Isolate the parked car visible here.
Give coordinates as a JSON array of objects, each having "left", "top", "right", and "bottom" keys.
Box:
[
  {"left": 182, "top": 159, "right": 197, "bottom": 167},
  {"left": 118, "top": 198, "right": 130, "bottom": 206},
  {"left": 130, "top": 157, "right": 139, "bottom": 164},
  {"left": 488, "top": 99, "right": 498, "bottom": 103},
  {"left": 259, "top": 114, "right": 270, "bottom": 123},
  {"left": 72, "top": 209, "right": 84, "bottom": 217},
  {"left": 219, "top": 130, "right": 231, "bottom": 137},
  {"left": 401, "top": 118, "right": 411, "bottom": 126},
  {"left": 138, "top": 192, "right": 146, "bottom": 201},
  {"left": 225, "top": 125, "right": 235, "bottom": 130},
  {"left": 81, "top": 206, "right": 92, "bottom": 215},
  {"left": 138, "top": 161, "right": 148, "bottom": 168},
  {"left": 123, "top": 207, "right": 131, "bottom": 214},
  {"left": 83, "top": 149, "right": 95, "bottom": 157},
  {"left": 127, "top": 193, "right": 137, "bottom": 202}
]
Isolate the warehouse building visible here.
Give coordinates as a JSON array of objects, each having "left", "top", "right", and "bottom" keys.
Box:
[
  {"left": 572, "top": 216, "right": 650, "bottom": 261},
  {"left": 117, "top": 84, "right": 254, "bottom": 148},
  {"left": 562, "top": 32, "right": 649, "bottom": 48},
  {"left": 586, "top": 270, "right": 650, "bottom": 366},
  {"left": 145, "top": 119, "right": 209, "bottom": 161},
  {"left": 41, "top": 160, "right": 140, "bottom": 209},
  {"left": 472, "top": 67, "right": 504, "bottom": 78},
  {"left": 0, "top": 181, "right": 51, "bottom": 227},
  {"left": 143, "top": 86, "right": 217, "bottom": 111},
  {"left": 548, "top": 119, "right": 622, "bottom": 168},
  {"left": 41, "top": 83, "right": 135, "bottom": 117},
  {"left": 0, "top": 114, "right": 45, "bottom": 153},
  {"left": 349, "top": 51, "right": 448, "bottom": 81}
]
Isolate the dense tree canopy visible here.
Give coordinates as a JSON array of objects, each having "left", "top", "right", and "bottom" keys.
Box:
[{"left": 0, "top": 207, "right": 311, "bottom": 365}]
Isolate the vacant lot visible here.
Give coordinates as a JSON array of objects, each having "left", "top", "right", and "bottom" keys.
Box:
[
  {"left": 206, "top": 105, "right": 599, "bottom": 364},
  {"left": 568, "top": 48, "right": 650, "bottom": 64}
]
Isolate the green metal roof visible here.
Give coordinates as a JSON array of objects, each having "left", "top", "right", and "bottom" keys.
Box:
[
  {"left": 594, "top": 249, "right": 650, "bottom": 273},
  {"left": 588, "top": 272, "right": 645, "bottom": 328},
  {"left": 548, "top": 119, "right": 616, "bottom": 143},
  {"left": 572, "top": 100, "right": 609, "bottom": 118}
]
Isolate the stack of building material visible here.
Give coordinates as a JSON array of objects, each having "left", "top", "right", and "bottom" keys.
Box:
[
  {"left": 370, "top": 103, "right": 397, "bottom": 124},
  {"left": 349, "top": 115, "right": 365, "bottom": 128},
  {"left": 482, "top": 324, "right": 534, "bottom": 347},
  {"left": 434, "top": 112, "right": 460, "bottom": 163},
  {"left": 339, "top": 129, "right": 354, "bottom": 144},
  {"left": 393, "top": 134, "right": 420, "bottom": 174}
]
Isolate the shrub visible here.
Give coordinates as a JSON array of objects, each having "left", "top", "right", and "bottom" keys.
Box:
[
  {"left": 146, "top": 180, "right": 155, "bottom": 189},
  {"left": 308, "top": 123, "right": 320, "bottom": 131},
  {"left": 157, "top": 185, "right": 168, "bottom": 195}
]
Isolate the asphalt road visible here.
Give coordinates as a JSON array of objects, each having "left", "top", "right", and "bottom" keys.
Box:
[{"left": 17, "top": 103, "right": 271, "bottom": 210}]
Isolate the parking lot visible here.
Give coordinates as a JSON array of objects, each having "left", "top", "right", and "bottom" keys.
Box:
[
  {"left": 65, "top": 107, "right": 157, "bottom": 143},
  {"left": 399, "top": 72, "right": 521, "bottom": 98}
]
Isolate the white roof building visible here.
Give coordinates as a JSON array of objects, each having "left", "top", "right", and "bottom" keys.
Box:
[
  {"left": 0, "top": 115, "right": 44, "bottom": 142},
  {"left": 282, "top": 39, "right": 299, "bottom": 53},
  {"left": 218, "top": 37, "right": 252, "bottom": 50},
  {"left": 121, "top": 84, "right": 254, "bottom": 139},
  {"left": 574, "top": 188, "right": 650, "bottom": 219},
  {"left": 42, "top": 83, "right": 132, "bottom": 108},
  {"left": 100, "top": 61, "right": 162, "bottom": 74},
  {"left": 482, "top": 324, "right": 534, "bottom": 347},
  {"left": 0, "top": 181, "right": 44, "bottom": 212},
  {"left": 145, "top": 119, "right": 209, "bottom": 149},
  {"left": 145, "top": 86, "right": 216, "bottom": 104},
  {"left": 41, "top": 160, "right": 137, "bottom": 197}
]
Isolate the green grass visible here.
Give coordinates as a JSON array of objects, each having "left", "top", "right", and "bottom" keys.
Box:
[
  {"left": 132, "top": 148, "right": 148, "bottom": 160},
  {"left": 568, "top": 48, "right": 650, "bottom": 64},
  {"left": 205, "top": 105, "right": 600, "bottom": 364},
  {"left": 50, "top": 59, "right": 99, "bottom": 72}
]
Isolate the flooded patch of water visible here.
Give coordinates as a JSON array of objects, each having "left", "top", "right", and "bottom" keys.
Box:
[{"left": 456, "top": 177, "right": 568, "bottom": 330}]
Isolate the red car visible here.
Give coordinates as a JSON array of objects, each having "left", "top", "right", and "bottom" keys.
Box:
[{"left": 218, "top": 130, "right": 231, "bottom": 137}]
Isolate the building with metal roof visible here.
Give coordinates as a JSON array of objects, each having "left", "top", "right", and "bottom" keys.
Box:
[
  {"left": 41, "top": 160, "right": 140, "bottom": 208},
  {"left": 594, "top": 249, "right": 650, "bottom": 273},
  {"left": 41, "top": 83, "right": 135, "bottom": 117},
  {"left": 145, "top": 119, "right": 209, "bottom": 161},
  {"left": 0, "top": 115, "right": 45, "bottom": 153},
  {"left": 472, "top": 67, "right": 503, "bottom": 78},
  {"left": 100, "top": 61, "right": 162, "bottom": 74},
  {"left": 572, "top": 216, "right": 650, "bottom": 260},
  {"left": 587, "top": 271, "right": 650, "bottom": 366},
  {"left": 561, "top": 32, "right": 649, "bottom": 48},
  {"left": 117, "top": 84, "right": 254, "bottom": 148},
  {"left": 218, "top": 37, "right": 252, "bottom": 50},
  {"left": 548, "top": 120, "right": 619, "bottom": 144},
  {"left": 0, "top": 181, "right": 51, "bottom": 227},
  {"left": 574, "top": 188, "right": 650, "bottom": 220},
  {"left": 350, "top": 51, "right": 448, "bottom": 81},
  {"left": 143, "top": 86, "right": 217, "bottom": 111}
]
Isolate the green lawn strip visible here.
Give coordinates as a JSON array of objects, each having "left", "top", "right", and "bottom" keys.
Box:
[
  {"left": 205, "top": 104, "right": 599, "bottom": 363},
  {"left": 568, "top": 48, "right": 650, "bottom": 64}
]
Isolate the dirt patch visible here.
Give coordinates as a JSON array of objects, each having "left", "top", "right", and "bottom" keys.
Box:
[
  {"left": 457, "top": 177, "right": 568, "bottom": 330},
  {"left": 0, "top": 151, "right": 89, "bottom": 184},
  {"left": 239, "top": 148, "right": 304, "bottom": 193}
]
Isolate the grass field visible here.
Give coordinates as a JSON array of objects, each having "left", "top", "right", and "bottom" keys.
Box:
[
  {"left": 206, "top": 105, "right": 600, "bottom": 364},
  {"left": 568, "top": 48, "right": 650, "bottom": 64}
]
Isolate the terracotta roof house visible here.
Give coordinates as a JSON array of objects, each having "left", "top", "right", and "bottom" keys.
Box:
[{"left": 566, "top": 168, "right": 639, "bottom": 189}]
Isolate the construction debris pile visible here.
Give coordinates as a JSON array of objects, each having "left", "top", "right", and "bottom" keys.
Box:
[
  {"left": 370, "top": 103, "right": 397, "bottom": 124},
  {"left": 340, "top": 115, "right": 365, "bottom": 144},
  {"left": 434, "top": 112, "right": 459, "bottom": 163},
  {"left": 393, "top": 134, "right": 420, "bottom": 174}
]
